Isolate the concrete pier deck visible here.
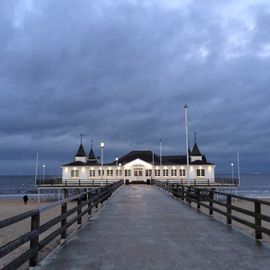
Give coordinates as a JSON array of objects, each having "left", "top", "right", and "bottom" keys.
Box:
[{"left": 41, "top": 185, "right": 270, "bottom": 270}]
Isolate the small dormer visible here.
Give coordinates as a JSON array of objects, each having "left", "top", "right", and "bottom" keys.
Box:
[
  {"left": 190, "top": 142, "right": 203, "bottom": 162},
  {"left": 75, "top": 143, "right": 87, "bottom": 163}
]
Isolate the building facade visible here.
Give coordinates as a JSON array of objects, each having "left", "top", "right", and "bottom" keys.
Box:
[{"left": 62, "top": 141, "right": 215, "bottom": 183}]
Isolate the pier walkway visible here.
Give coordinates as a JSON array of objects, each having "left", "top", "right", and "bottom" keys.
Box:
[{"left": 41, "top": 185, "right": 270, "bottom": 270}]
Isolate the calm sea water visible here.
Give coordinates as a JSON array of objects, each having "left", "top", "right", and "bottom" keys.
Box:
[{"left": 0, "top": 174, "right": 269, "bottom": 198}]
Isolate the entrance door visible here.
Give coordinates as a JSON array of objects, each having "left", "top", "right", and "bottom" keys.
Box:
[{"left": 133, "top": 169, "right": 143, "bottom": 182}]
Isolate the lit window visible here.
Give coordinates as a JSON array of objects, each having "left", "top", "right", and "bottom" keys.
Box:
[
  {"left": 171, "top": 169, "right": 177, "bottom": 176},
  {"left": 89, "top": 170, "right": 95, "bottom": 177},
  {"left": 125, "top": 170, "right": 131, "bottom": 177},
  {"left": 197, "top": 169, "right": 205, "bottom": 177},
  {"left": 179, "top": 169, "right": 185, "bottom": 177},
  {"left": 163, "top": 169, "right": 169, "bottom": 177},
  {"left": 107, "top": 170, "right": 113, "bottom": 176},
  {"left": 71, "top": 170, "right": 79, "bottom": 178}
]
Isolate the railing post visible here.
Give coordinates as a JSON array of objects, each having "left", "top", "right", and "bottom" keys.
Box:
[
  {"left": 188, "top": 186, "right": 191, "bottom": 204},
  {"left": 77, "top": 190, "right": 82, "bottom": 225},
  {"left": 87, "top": 189, "right": 92, "bottom": 216},
  {"left": 29, "top": 211, "right": 40, "bottom": 267},
  {"left": 61, "top": 201, "right": 67, "bottom": 239},
  {"left": 227, "top": 195, "right": 232, "bottom": 225},
  {"left": 197, "top": 189, "right": 200, "bottom": 209},
  {"left": 255, "top": 201, "right": 262, "bottom": 240},
  {"left": 181, "top": 186, "right": 185, "bottom": 200},
  {"left": 209, "top": 189, "right": 214, "bottom": 216}
]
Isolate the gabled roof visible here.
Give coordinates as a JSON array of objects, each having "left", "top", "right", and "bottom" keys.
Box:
[
  {"left": 191, "top": 143, "right": 202, "bottom": 156},
  {"left": 76, "top": 143, "right": 86, "bottom": 157},
  {"left": 162, "top": 155, "right": 187, "bottom": 165},
  {"left": 190, "top": 160, "right": 214, "bottom": 165},
  {"left": 62, "top": 160, "right": 87, "bottom": 167},
  {"left": 115, "top": 151, "right": 159, "bottom": 165}
]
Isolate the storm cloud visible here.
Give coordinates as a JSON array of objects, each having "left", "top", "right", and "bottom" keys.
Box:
[{"left": 0, "top": 0, "right": 270, "bottom": 174}]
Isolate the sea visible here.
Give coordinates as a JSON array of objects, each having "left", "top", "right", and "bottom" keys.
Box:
[{"left": 0, "top": 174, "right": 269, "bottom": 199}]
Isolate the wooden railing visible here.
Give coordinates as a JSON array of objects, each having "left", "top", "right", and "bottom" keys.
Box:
[
  {"left": 152, "top": 180, "right": 270, "bottom": 241},
  {"left": 153, "top": 178, "right": 238, "bottom": 186},
  {"left": 36, "top": 178, "right": 121, "bottom": 186},
  {"left": 0, "top": 180, "right": 123, "bottom": 269}
]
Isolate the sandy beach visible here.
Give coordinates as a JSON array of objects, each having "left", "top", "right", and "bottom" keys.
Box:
[{"left": 0, "top": 199, "right": 97, "bottom": 269}]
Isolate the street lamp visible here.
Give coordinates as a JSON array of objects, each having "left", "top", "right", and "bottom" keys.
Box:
[
  {"left": 100, "top": 142, "right": 105, "bottom": 182},
  {"left": 42, "top": 164, "right": 46, "bottom": 183},
  {"left": 231, "top": 163, "right": 234, "bottom": 181},
  {"left": 115, "top": 158, "right": 118, "bottom": 179}
]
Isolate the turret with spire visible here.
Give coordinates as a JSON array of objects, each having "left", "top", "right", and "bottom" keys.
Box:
[
  {"left": 190, "top": 132, "right": 203, "bottom": 162},
  {"left": 75, "top": 133, "right": 87, "bottom": 163},
  {"left": 87, "top": 139, "right": 98, "bottom": 164}
]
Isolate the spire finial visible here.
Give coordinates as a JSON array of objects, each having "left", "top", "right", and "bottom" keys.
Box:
[
  {"left": 90, "top": 139, "right": 93, "bottom": 149},
  {"left": 194, "top": 132, "right": 197, "bottom": 144},
  {"left": 80, "top": 132, "right": 84, "bottom": 144}
]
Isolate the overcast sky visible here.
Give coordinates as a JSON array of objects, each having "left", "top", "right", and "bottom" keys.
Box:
[{"left": 0, "top": 0, "right": 270, "bottom": 175}]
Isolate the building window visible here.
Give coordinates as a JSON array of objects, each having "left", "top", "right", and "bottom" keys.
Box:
[
  {"left": 179, "top": 169, "right": 185, "bottom": 177},
  {"left": 125, "top": 170, "right": 131, "bottom": 177},
  {"left": 116, "top": 170, "right": 122, "bottom": 176},
  {"left": 197, "top": 169, "right": 205, "bottom": 177},
  {"left": 155, "top": 170, "right": 160, "bottom": 176},
  {"left": 98, "top": 170, "right": 104, "bottom": 177},
  {"left": 163, "top": 169, "right": 169, "bottom": 177},
  {"left": 107, "top": 170, "right": 113, "bottom": 177},
  {"left": 171, "top": 169, "right": 177, "bottom": 176},
  {"left": 89, "top": 170, "right": 95, "bottom": 177},
  {"left": 145, "top": 170, "right": 152, "bottom": 177},
  {"left": 71, "top": 170, "right": 79, "bottom": 178}
]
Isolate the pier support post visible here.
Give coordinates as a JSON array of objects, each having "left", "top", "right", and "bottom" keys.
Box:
[{"left": 61, "top": 189, "right": 68, "bottom": 240}]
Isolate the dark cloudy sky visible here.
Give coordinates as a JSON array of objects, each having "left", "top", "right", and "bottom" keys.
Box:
[{"left": 0, "top": 0, "right": 270, "bottom": 175}]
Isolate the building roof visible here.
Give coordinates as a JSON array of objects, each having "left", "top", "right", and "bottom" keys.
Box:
[
  {"left": 190, "top": 160, "right": 214, "bottom": 165},
  {"left": 191, "top": 143, "right": 202, "bottom": 156},
  {"left": 113, "top": 151, "right": 159, "bottom": 165},
  {"left": 62, "top": 160, "right": 87, "bottom": 167},
  {"left": 75, "top": 143, "right": 86, "bottom": 157}
]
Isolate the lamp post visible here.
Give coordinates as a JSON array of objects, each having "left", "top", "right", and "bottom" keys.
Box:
[
  {"left": 42, "top": 164, "right": 46, "bottom": 183},
  {"left": 115, "top": 157, "right": 118, "bottom": 179},
  {"left": 231, "top": 163, "right": 234, "bottom": 182},
  {"left": 184, "top": 105, "right": 190, "bottom": 186},
  {"left": 100, "top": 142, "right": 105, "bottom": 182}
]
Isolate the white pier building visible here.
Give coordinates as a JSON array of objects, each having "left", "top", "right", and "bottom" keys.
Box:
[{"left": 62, "top": 141, "right": 215, "bottom": 184}]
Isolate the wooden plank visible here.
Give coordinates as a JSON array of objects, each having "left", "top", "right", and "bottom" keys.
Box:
[
  {"left": 230, "top": 205, "right": 255, "bottom": 217},
  {"left": 0, "top": 229, "right": 38, "bottom": 258},
  {"left": 0, "top": 209, "right": 38, "bottom": 229},
  {"left": 30, "top": 212, "right": 40, "bottom": 267},
  {"left": 2, "top": 246, "right": 38, "bottom": 270}
]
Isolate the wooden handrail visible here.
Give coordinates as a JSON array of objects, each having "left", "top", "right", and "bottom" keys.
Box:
[
  {"left": 152, "top": 179, "right": 270, "bottom": 241},
  {"left": 0, "top": 180, "right": 123, "bottom": 269}
]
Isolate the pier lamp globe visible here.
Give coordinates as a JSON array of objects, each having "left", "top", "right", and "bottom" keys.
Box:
[
  {"left": 100, "top": 142, "right": 105, "bottom": 182},
  {"left": 231, "top": 163, "right": 234, "bottom": 181}
]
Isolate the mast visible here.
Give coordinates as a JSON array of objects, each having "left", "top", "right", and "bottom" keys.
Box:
[
  {"left": 184, "top": 105, "right": 190, "bottom": 186},
  {"left": 34, "top": 152, "right": 39, "bottom": 186}
]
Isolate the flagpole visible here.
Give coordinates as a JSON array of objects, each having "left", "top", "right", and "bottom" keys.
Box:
[
  {"left": 184, "top": 105, "right": 190, "bottom": 186},
  {"left": 160, "top": 140, "right": 162, "bottom": 180},
  {"left": 237, "top": 151, "right": 240, "bottom": 187}
]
